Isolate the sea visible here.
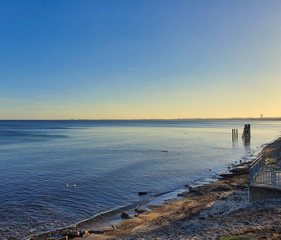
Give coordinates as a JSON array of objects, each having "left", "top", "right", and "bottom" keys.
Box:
[{"left": 0, "top": 119, "right": 280, "bottom": 239}]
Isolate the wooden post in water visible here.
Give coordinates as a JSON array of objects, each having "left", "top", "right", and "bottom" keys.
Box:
[
  {"left": 242, "top": 124, "right": 250, "bottom": 143},
  {"left": 232, "top": 128, "right": 238, "bottom": 142}
]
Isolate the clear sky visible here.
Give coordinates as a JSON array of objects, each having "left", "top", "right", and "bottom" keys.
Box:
[{"left": 1, "top": 0, "right": 281, "bottom": 119}]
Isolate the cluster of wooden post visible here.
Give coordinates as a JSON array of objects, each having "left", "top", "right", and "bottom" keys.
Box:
[
  {"left": 232, "top": 129, "right": 238, "bottom": 142},
  {"left": 232, "top": 124, "right": 251, "bottom": 143}
]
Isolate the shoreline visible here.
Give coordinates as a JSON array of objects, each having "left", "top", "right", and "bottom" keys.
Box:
[
  {"left": 78, "top": 163, "right": 252, "bottom": 240},
  {"left": 29, "top": 139, "right": 276, "bottom": 240},
  {"left": 76, "top": 137, "right": 280, "bottom": 240},
  {"left": 29, "top": 164, "right": 238, "bottom": 240},
  {"left": 74, "top": 137, "right": 281, "bottom": 239}
]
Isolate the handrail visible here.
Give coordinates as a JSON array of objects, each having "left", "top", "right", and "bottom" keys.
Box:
[
  {"left": 250, "top": 155, "right": 262, "bottom": 168},
  {"left": 250, "top": 158, "right": 281, "bottom": 189}
]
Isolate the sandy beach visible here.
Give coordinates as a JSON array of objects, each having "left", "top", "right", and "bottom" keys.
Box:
[{"left": 38, "top": 137, "right": 281, "bottom": 240}]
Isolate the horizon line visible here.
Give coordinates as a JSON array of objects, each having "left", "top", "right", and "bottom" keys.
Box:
[{"left": 1, "top": 117, "right": 281, "bottom": 121}]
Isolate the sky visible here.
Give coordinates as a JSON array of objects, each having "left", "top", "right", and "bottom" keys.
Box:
[{"left": 0, "top": 0, "right": 281, "bottom": 119}]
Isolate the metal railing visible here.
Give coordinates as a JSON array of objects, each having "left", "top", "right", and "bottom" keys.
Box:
[{"left": 250, "top": 158, "right": 281, "bottom": 189}]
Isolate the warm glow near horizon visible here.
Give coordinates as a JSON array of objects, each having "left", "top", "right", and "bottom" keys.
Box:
[{"left": 1, "top": 1, "right": 281, "bottom": 120}]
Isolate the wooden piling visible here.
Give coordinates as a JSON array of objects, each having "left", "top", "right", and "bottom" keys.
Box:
[
  {"left": 232, "top": 128, "right": 238, "bottom": 142},
  {"left": 242, "top": 124, "right": 250, "bottom": 142}
]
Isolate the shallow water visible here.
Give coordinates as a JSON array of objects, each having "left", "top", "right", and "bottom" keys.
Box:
[{"left": 0, "top": 120, "right": 280, "bottom": 239}]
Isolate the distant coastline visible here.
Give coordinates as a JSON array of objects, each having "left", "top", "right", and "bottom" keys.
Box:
[{"left": 1, "top": 117, "right": 281, "bottom": 121}]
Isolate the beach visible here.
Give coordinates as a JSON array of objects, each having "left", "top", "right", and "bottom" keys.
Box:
[
  {"left": 52, "top": 137, "right": 281, "bottom": 240},
  {"left": 4, "top": 119, "right": 277, "bottom": 240},
  {"left": 2, "top": 120, "right": 280, "bottom": 240}
]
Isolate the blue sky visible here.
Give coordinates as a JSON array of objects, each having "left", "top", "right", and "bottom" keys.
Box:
[{"left": 1, "top": 0, "right": 281, "bottom": 119}]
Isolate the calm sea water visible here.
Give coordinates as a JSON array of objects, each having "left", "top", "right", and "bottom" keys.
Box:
[{"left": 0, "top": 120, "right": 280, "bottom": 239}]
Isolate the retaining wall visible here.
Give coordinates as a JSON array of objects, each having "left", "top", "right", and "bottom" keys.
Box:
[{"left": 249, "top": 185, "right": 281, "bottom": 202}]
